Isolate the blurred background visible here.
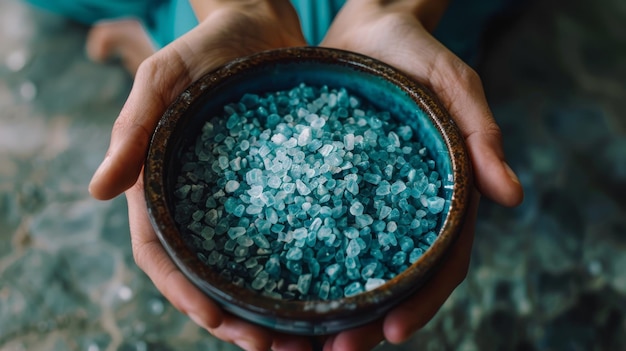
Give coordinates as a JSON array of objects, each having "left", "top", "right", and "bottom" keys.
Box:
[{"left": 1, "top": 0, "right": 625, "bottom": 350}]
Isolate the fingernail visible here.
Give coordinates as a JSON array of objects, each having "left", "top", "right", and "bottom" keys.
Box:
[
  {"left": 188, "top": 313, "right": 209, "bottom": 330},
  {"left": 503, "top": 162, "right": 520, "bottom": 185}
]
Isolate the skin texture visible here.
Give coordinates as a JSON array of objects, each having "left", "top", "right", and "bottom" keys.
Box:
[{"left": 88, "top": 1, "right": 523, "bottom": 350}]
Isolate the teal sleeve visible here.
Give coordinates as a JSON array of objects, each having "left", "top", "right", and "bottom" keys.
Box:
[{"left": 290, "top": 0, "right": 345, "bottom": 45}]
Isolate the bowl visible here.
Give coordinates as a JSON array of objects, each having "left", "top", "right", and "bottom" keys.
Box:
[{"left": 144, "top": 47, "right": 471, "bottom": 335}]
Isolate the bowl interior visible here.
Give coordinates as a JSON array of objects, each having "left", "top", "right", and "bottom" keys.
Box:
[{"left": 145, "top": 47, "right": 469, "bottom": 335}]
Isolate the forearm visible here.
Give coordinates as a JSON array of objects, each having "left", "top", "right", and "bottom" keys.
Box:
[{"left": 189, "top": 0, "right": 297, "bottom": 22}]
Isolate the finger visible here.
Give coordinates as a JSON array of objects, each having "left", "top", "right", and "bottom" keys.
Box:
[
  {"left": 326, "top": 321, "right": 385, "bottom": 351},
  {"left": 89, "top": 52, "right": 191, "bottom": 200},
  {"left": 208, "top": 313, "right": 273, "bottom": 351},
  {"left": 349, "top": 29, "right": 523, "bottom": 208},
  {"left": 383, "top": 191, "right": 480, "bottom": 343},
  {"left": 272, "top": 334, "right": 315, "bottom": 351},
  {"left": 428, "top": 53, "right": 523, "bottom": 207},
  {"left": 124, "top": 174, "right": 223, "bottom": 329}
]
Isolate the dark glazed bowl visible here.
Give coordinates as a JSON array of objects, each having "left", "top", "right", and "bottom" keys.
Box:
[{"left": 144, "top": 47, "right": 471, "bottom": 335}]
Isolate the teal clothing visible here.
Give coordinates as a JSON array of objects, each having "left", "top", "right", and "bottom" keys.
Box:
[
  {"left": 24, "top": 0, "right": 519, "bottom": 64},
  {"left": 290, "top": 0, "right": 346, "bottom": 45},
  {"left": 25, "top": 0, "right": 345, "bottom": 47},
  {"left": 144, "top": 0, "right": 348, "bottom": 47}
]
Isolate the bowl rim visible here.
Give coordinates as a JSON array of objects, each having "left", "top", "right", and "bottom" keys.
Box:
[{"left": 144, "top": 46, "right": 472, "bottom": 333}]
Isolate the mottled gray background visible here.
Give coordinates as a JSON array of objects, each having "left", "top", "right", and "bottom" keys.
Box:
[{"left": 1, "top": 0, "right": 625, "bottom": 350}]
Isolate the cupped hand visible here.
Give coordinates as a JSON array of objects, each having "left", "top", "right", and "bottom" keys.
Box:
[
  {"left": 318, "top": 2, "right": 524, "bottom": 350},
  {"left": 89, "top": 2, "right": 318, "bottom": 350}
]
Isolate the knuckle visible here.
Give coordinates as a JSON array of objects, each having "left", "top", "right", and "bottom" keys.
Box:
[
  {"left": 456, "top": 63, "right": 482, "bottom": 90},
  {"left": 483, "top": 120, "right": 503, "bottom": 141},
  {"left": 432, "top": 54, "right": 484, "bottom": 105},
  {"left": 136, "top": 55, "right": 162, "bottom": 80}
]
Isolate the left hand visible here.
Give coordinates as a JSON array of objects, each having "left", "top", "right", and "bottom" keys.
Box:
[{"left": 317, "top": 1, "right": 524, "bottom": 350}]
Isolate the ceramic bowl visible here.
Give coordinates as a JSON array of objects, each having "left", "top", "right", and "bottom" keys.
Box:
[{"left": 144, "top": 47, "right": 471, "bottom": 335}]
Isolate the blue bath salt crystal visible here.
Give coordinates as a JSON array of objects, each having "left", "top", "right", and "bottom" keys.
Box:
[
  {"left": 376, "top": 181, "right": 391, "bottom": 196},
  {"left": 325, "top": 263, "right": 342, "bottom": 282},
  {"left": 361, "top": 262, "right": 377, "bottom": 279},
  {"left": 427, "top": 196, "right": 445, "bottom": 214},
  {"left": 318, "top": 280, "right": 330, "bottom": 300},
  {"left": 349, "top": 201, "right": 364, "bottom": 216},
  {"left": 227, "top": 227, "right": 246, "bottom": 240},
  {"left": 344, "top": 227, "right": 360, "bottom": 240},
  {"left": 251, "top": 235, "right": 270, "bottom": 249},
  {"left": 234, "top": 245, "right": 249, "bottom": 258},
  {"left": 308, "top": 259, "right": 321, "bottom": 278},
  {"left": 391, "top": 251, "right": 406, "bottom": 266},
  {"left": 308, "top": 218, "right": 322, "bottom": 233},
  {"left": 346, "top": 239, "right": 361, "bottom": 258},
  {"left": 355, "top": 214, "right": 374, "bottom": 228},
  {"left": 297, "top": 274, "right": 313, "bottom": 294},
  {"left": 174, "top": 83, "right": 446, "bottom": 301},
  {"left": 224, "top": 239, "right": 237, "bottom": 252},
  {"left": 316, "top": 245, "right": 335, "bottom": 263},
  {"left": 237, "top": 235, "right": 254, "bottom": 248},
  {"left": 231, "top": 204, "right": 245, "bottom": 217},
  {"left": 251, "top": 271, "right": 269, "bottom": 290},
  {"left": 344, "top": 282, "right": 364, "bottom": 297},
  {"left": 346, "top": 267, "right": 361, "bottom": 280},
  {"left": 365, "top": 278, "right": 386, "bottom": 291},
  {"left": 265, "top": 255, "right": 281, "bottom": 277},
  {"left": 292, "top": 228, "right": 308, "bottom": 241},
  {"left": 286, "top": 260, "right": 303, "bottom": 275},
  {"left": 378, "top": 205, "right": 392, "bottom": 220},
  {"left": 409, "top": 248, "right": 425, "bottom": 263},
  {"left": 399, "top": 236, "right": 415, "bottom": 252},
  {"left": 355, "top": 237, "right": 368, "bottom": 252},
  {"left": 378, "top": 232, "right": 398, "bottom": 247},
  {"left": 245, "top": 205, "right": 263, "bottom": 215},
  {"left": 286, "top": 247, "right": 303, "bottom": 260},
  {"left": 421, "top": 231, "right": 438, "bottom": 246},
  {"left": 345, "top": 255, "right": 359, "bottom": 269},
  {"left": 390, "top": 180, "right": 407, "bottom": 195}
]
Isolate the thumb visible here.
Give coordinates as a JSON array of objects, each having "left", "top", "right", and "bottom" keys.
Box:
[
  {"left": 89, "top": 53, "right": 191, "bottom": 200},
  {"left": 428, "top": 53, "right": 523, "bottom": 207}
]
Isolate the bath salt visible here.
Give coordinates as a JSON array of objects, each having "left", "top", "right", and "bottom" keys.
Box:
[{"left": 173, "top": 83, "right": 446, "bottom": 301}]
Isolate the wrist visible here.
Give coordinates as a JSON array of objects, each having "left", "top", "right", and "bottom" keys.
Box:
[
  {"left": 346, "top": 0, "right": 450, "bottom": 32},
  {"left": 190, "top": 0, "right": 294, "bottom": 22}
]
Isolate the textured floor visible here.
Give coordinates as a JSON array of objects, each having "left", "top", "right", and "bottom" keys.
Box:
[{"left": 1, "top": 0, "right": 625, "bottom": 350}]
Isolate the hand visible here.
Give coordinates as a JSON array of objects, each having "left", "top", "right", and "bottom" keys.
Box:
[
  {"left": 89, "top": 1, "right": 318, "bottom": 350},
  {"left": 317, "top": 1, "right": 524, "bottom": 350}
]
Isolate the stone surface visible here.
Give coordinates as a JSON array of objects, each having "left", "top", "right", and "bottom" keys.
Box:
[{"left": 1, "top": 0, "right": 625, "bottom": 350}]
